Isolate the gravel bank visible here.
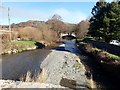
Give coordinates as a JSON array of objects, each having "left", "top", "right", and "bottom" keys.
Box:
[
  {"left": 0, "top": 80, "right": 65, "bottom": 89},
  {"left": 40, "top": 50, "right": 87, "bottom": 89}
]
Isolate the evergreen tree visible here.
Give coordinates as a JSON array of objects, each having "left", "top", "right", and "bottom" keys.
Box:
[{"left": 89, "top": 0, "right": 120, "bottom": 42}]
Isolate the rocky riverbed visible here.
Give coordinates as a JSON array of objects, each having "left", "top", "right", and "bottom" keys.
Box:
[{"left": 0, "top": 80, "right": 65, "bottom": 89}]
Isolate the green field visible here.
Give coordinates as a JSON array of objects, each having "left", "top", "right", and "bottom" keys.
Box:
[{"left": 14, "top": 40, "right": 36, "bottom": 47}]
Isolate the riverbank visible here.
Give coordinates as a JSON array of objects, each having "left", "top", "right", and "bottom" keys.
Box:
[
  {"left": 1, "top": 40, "right": 59, "bottom": 55},
  {"left": 1, "top": 41, "right": 38, "bottom": 55},
  {"left": 0, "top": 80, "right": 66, "bottom": 89},
  {"left": 78, "top": 41, "right": 120, "bottom": 89},
  {"left": 1, "top": 40, "right": 89, "bottom": 89},
  {"left": 1, "top": 50, "right": 88, "bottom": 89}
]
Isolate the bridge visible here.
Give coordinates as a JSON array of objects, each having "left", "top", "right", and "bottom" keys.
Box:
[
  {"left": 60, "top": 33, "right": 76, "bottom": 37},
  {"left": 60, "top": 33, "right": 76, "bottom": 40}
]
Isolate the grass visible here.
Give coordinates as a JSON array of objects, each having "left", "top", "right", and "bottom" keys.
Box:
[
  {"left": 73, "top": 62, "right": 81, "bottom": 70},
  {"left": 93, "top": 48, "right": 101, "bottom": 52},
  {"left": 93, "top": 47, "right": 120, "bottom": 61},
  {"left": 83, "top": 43, "right": 120, "bottom": 61},
  {"left": 2, "top": 40, "right": 38, "bottom": 55},
  {"left": 109, "top": 54, "right": 120, "bottom": 60},
  {"left": 103, "top": 51, "right": 120, "bottom": 60},
  {"left": 83, "top": 37, "right": 95, "bottom": 42},
  {"left": 13, "top": 40, "right": 36, "bottom": 47}
]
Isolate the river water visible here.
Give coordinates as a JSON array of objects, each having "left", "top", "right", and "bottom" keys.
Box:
[{"left": 1, "top": 49, "right": 51, "bottom": 81}]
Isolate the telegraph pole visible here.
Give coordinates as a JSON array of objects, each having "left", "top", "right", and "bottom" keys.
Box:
[
  {"left": 0, "top": 1, "right": 3, "bottom": 30},
  {"left": 8, "top": 7, "right": 12, "bottom": 41},
  {"left": 0, "top": 2, "right": 12, "bottom": 41}
]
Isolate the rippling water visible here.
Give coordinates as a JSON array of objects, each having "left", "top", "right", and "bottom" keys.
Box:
[{"left": 1, "top": 49, "right": 51, "bottom": 81}]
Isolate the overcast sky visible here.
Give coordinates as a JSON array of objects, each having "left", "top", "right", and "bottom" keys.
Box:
[{"left": 0, "top": 1, "right": 113, "bottom": 25}]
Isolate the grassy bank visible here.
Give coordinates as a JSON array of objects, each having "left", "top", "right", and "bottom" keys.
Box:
[
  {"left": 78, "top": 42, "right": 120, "bottom": 81},
  {"left": 83, "top": 44, "right": 120, "bottom": 62},
  {"left": 14, "top": 41, "right": 36, "bottom": 47},
  {"left": 2, "top": 40, "right": 38, "bottom": 55},
  {"left": 92, "top": 47, "right": 120, "bottom": 61},
  {"left": 2, "top": 40, "right": 60, "bottom": 55}
]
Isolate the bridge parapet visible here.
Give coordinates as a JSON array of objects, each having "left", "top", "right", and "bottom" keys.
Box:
[{"left": 60, "top": 33, "right": 76, "bottom": 37}]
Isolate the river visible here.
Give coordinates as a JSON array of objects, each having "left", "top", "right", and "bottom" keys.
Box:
[
  {"left": 1, "top": 49, "right": 51, "bottom": 81},
  {"left": 0, "top": 40, "right": 118, "bottom": 89}
]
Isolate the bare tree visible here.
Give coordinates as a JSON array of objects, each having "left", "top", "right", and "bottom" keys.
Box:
[
  {"left": 76, "top": 20, "right": 90, "bottom": 38},
  {"left": 51, "top": 14, "right": 62, "bottom": 21},
  {"left": 46, "top": 14, "right": 68, "bottom": 38}
]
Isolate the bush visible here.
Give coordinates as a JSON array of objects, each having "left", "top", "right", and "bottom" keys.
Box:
[
  {"left": 84, "top": 44, "right": 94, "bottom": 53},
  {"left": 97, "top": 51, "right": 110, "bottom": 62},
  {"left": 2, "top": 33, "right": 10, "bottom": 43},
  {"left": 18, "top": 27, "right": 59, "bottom": 44}
]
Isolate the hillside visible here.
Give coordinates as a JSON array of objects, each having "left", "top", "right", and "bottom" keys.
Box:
[{"left": 1, "top": 20, "right": 78, "bottom": 43}]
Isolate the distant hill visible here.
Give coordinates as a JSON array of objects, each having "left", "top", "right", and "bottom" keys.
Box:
[
  {"left": 1, "top": 20, "right": 78, "bottom": 34},
  {"left": 15, "top": 20, "right": 46, "bottom": 28}
]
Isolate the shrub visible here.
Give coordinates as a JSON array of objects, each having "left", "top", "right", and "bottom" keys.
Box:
[
  {"left": 2, "top": 33, "right": 10, "bottom": 43},
  {"left": 97, "top": 51, "right": 110, "bottom": 62},
  {"left": 18, "top": 27, "right": 59, "bottom": 44},
  {"left": 84, "top": 44, "right": 94, "bottom": 53}
]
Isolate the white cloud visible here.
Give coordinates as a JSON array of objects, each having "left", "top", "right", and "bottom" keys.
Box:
[
  {"left": 52, "top": 8, "right": 70, "bottom": 16},
  {"left": 10, "top": 8, "right": 49, "bottom": 20},
  {"left": 0, "top": 7, "right": 87, "bottom": 25},
  {"left": 52, "top": 8, "right": 87, "bottom": 24},
  {"left": 0, "top": 8, "right": 50, "bottom": 24}
]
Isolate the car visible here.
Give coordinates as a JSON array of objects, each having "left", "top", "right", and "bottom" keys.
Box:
[{"left": 109, "top": 40, "right": 120, "bottom": 46}]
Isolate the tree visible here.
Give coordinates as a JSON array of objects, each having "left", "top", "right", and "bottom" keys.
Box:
[
  {"left": 46, "top": 14, "right": 68, "bottom": 38},
  {"left": 89, "top": 0, "right": 107, "bottom": 40},
  {"left": 67, "top": 24, "right": 77, "bottom": 34},
  {"left": 99, "top": 0, "right": 106, "bottom": 2},
  {"left": 108, "top": 1, "right": 120, "bottom": 41},
  {"left": 113, "top": 0, "right": 119, "bottom": 2},
  {"left": 76, "top": 20, "right": 90, "bottom": 38},
  {"left": 51, "top": 14, "right": 62, "bottom": 21},
  {"left": 88, "top": 0, "right": 120, "bottom": 42}
]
